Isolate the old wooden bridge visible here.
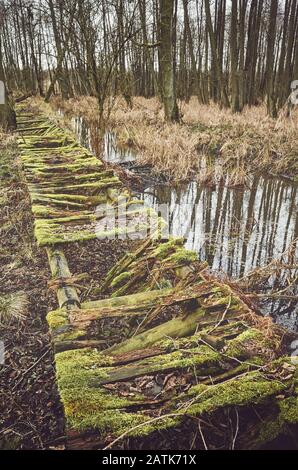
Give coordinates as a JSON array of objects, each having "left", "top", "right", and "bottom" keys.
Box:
[{"left": 15, "top": 102, "right": 298, "bottom": 450}]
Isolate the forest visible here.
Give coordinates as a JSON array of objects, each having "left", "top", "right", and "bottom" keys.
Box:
[{"left": 0, "top": 0, "right": 298, "bottom": 455}]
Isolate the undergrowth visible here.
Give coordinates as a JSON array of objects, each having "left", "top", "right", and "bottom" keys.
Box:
[{"left": 0, "top": 131, "right": 64, "bottom": 449}]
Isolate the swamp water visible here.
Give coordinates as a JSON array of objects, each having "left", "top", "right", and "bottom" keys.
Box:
[{"left": 67, "top": 114, "right": 298, "bottom": 331}]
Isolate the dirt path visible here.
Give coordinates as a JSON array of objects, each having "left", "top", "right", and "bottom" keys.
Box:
[{"left": 0, "top": 136, "right": 64, "bottom": 449}]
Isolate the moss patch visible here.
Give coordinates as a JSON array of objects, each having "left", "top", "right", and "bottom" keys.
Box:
[
  {"left": 55, "top": 348, "right": 151, "bottom": 435},
  {"left": 183, "top": 370, "right": 287, "bottom": 416},
  {"left": 47, "top": 308, "right": 69, "bottom": 331}
]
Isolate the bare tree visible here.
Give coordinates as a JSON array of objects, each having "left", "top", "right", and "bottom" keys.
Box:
[
  {"left": 0, "top": 3, "right": 16, "bottom": 130},
  {"left": 159, "top": 0, "right": 179, "bottom": 121}
]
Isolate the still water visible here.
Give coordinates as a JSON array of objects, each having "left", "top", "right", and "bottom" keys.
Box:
[{"left": 69, "top": 114, "right": 298, "bottom": 330}]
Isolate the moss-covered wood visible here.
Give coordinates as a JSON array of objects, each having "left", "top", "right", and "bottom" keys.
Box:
[
  {"left": 47, "top": 236, "right": 297, "bottom": 449},
  {"left": 16, "top": 105, "right": 154, "bottom": 247},
  {"left": 55, "top": 334, "right": 298, "bottom": 450},
  {"left": 16, "top": 102, "right": 298, "bottom": 450}
]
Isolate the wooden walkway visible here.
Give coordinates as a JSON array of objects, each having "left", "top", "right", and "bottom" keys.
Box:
[{"left": 16, "top": 102, "right": 298, "bottom": 450}]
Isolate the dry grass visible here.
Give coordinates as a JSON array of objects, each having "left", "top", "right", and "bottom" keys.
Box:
[
  {"left": 49, "top": 95, "right": 298, "bottom": 185},
  {"left": 0, "top": 292, "right": 29, "bottom": 326}
]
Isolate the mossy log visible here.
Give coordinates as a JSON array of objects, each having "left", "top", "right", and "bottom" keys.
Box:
[
  {"left": 31, "top": 193, "right": 107, "bottom": 208},
  {"left": 55, "top": 333, "right": 298, "bottom": 450},
  {"left": 104, "top": 285, "right": 248, "bottom": 356},
  {"left": 72, "top": 288, "right": 173, "bottom": 326},
  {"left": 47, "top": 288, "right": 172, "bottom": 352},
  {"left": 26, "top": 170, "right": 114, "bottom": 185},
  {"left": 99, "top": 236, "right": 205, "bottom": 298},
  {"left": 46, "top": 247, "right": 80, "bottom": 309},
  {"left": 28, "top": 178, "right": 122, "bottom": 195}
]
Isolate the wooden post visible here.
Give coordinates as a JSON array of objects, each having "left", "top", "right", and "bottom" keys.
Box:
[{"left": 46, "top": 247, "right": 80, "bottom": 309}]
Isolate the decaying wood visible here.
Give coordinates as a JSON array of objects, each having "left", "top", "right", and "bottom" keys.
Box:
[
  {"left": 16, "top": 103, "right": 298, "bottom": 451},
  {"left": 46, "top": 247, "right": 80, "bottom": 309}
]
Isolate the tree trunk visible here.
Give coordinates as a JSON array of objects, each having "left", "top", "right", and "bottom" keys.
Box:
[
  {"left": 46, "top": 0, "right": 70, "bottom": 101},
  {"left": 204, "top": 0, "right": 229, "bottom": 108},
  {"left": 0, "top": 38, "right": 16, "bottom": 130},
  {"left": 182, "top": 0, "right": 204, "bottom": 103},
  {"left": 238, "top": 0, "right": 248, "bottom": 111},
  {"left": 230, "top": 0, "right": 239, "bottom": 112},
  {"left": 159, "top": 0, "right": 179, "bottom": 121},
  {"left": 266, "top": 0, "right": 278, "bottom": 117}
]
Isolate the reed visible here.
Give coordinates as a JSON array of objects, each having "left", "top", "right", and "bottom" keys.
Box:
[{"left": 48, "top": 95, "right": 298, "bottom": 185}]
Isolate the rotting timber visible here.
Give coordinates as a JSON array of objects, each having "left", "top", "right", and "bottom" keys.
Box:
[{"left": 16, "top": 102, "right": 298, "bottom": 450}]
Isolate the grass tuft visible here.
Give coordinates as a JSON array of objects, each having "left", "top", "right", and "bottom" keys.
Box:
[{"left": 0, "top": 292, "right": 29, "bottom": 326}]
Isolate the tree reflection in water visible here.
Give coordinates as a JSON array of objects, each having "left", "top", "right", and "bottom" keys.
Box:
[
  {"left": 142, "top": 178, "right": 298, "bottom": 330},
  {"left": 68, "top": 113, "right": 298, "bottom": 331}
]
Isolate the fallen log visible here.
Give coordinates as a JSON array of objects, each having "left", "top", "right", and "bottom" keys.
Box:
[
  {"left": 47, "top": 238, "right": 298, "bottom": 450},
  {"left": 46, "top": 247, "right": 80, "bottom": 309},
  {"left": 55, "top": 330, "right": 298, "bottom": 450}
]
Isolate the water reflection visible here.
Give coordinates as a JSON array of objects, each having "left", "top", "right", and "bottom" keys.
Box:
[
  {"left": 63, "top": 111, "right": 298, "bottom": 330},
  {"left": 70, "top": 115, "right": 135, "bottom": 163},
  {"left": 140, "top": 179, "right": 298, "bottom": 331},
  {"left": 141, "top": 178, "right": 297, "bottom": 278}
]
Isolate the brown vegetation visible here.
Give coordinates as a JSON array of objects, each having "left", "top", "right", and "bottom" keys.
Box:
[{"left": 50, "top": 95, "right": 298, "bottom": 185}]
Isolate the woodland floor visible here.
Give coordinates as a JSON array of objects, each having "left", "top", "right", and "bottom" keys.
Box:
[{"left": 0, "top": 135, "right": 65, "bottom": 449}]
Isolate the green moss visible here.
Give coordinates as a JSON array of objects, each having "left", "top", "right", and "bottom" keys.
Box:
[
  {"left": 55, "top": 329, "right": 87, "bottom": 342},
  {"left": 36, "top": 214, "right": 95, "bottom": 225},
  {"left": 29, "top": 178, "right": 121, "bottom": 193},
  {"left": 34, "top": 219, "right": 97, "bottom": 246},
  {"left": 31, "top": 194, "right": 106, "bottom": 212},
  {"left": 22, "top": 157, "right": 101, "bottom": 173},
  {"left": 55, "top": 348, "right": 152, "bottom": 435},
  {"left": 54, "top": 344, "right": 223, "bottom": 437},
  {"left": 32, "top": 205, "right": 92, "bottom": 219},
  {"left": 163, "top": 247, "right": 198, "bottom": 265},
  {"left": 279, "top": 397, "right": 298, "bottom": 424},
  {"left": 115, "top": 344, "right": 221, "bottom": 377},
  {"left": 224, "top": 328, "right": 263, "bottom": 358},
  {"left": 56, "top": 348, "right": 112, "bottom": 386},
  {"left": 152, "top": 238, "right": 184, "bottom": 260},
  {"left": 33, "top": 205, "right": 155, "bottom": 246},
  {"left": 47, "top": 308, "right": 68, "bottom": 331},
  {"left": 111, "top": 271, "right": 132, "bottom": 288},
  {"left": 255, "top": 395, "right": 298, "bottom": 448},
  {"left": 183, "top": 371, "right": 287, "bottom": 416}
]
